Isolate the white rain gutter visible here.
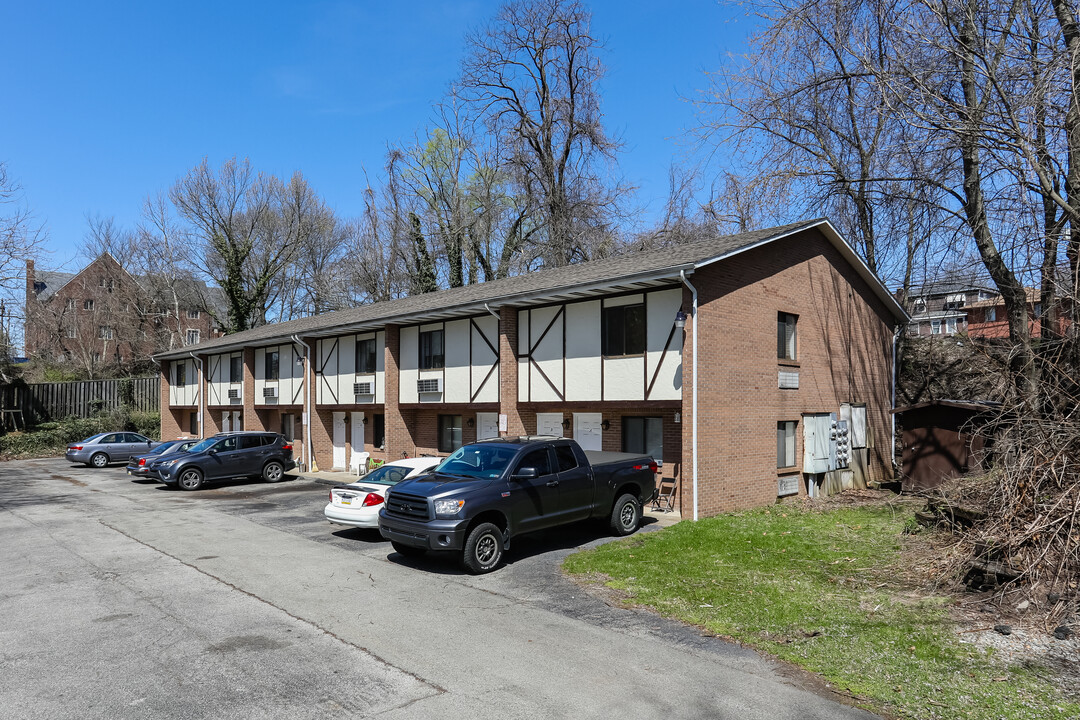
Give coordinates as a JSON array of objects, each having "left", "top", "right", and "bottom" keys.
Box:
[
  {"left": 187, "top": 352, "right": 204, "bottom": 438},
  {"left": 892, "top": 324, "right": 902, "bottom": 471},
  {"left": 292, "top": 334, "right": 312, "bottom": 472},
  {"left": 679, "top": 270, "right": 699, "bottom": 522}
]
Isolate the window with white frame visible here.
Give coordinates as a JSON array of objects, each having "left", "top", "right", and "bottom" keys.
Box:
[
  {"left": 99, "top": 326, "right": 113, "bottom": 340},
  {"left": 187, "top": 309, "right": 200, "bottom": 319},
  {"left": 986, "top": 307, "right": 996, "bottom": 322},
  {"left": 777, "top": 421, "right": 797, "bottom": 468},
  {"left": 84, "top": 299, "right": 94, "bottom": 311},
  {"left": 602, "top": 304, "right": 646, "bottom": 356},
  {"left": 419, "top": 330, "right": 444, "bottom": 370},
  {"left": 66, "top": 298, "right": 76, "bottom": 310},
  {"left": 930, "top": 320, "right": 942, "bottom": 334},
  {"left": 66, "top": 326, "right": 77, "bottom": 338},
  {"left": 945, "top": 318, "right": 957, "bottom": 334},
  {"left": 187, "top": 329, "right": 200, "bottom": 345},
  {"left": 175, "top": 362, "right": 186, "bottom": 387}
]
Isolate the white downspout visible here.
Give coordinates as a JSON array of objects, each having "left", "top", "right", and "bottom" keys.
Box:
[
  {"left": 188, "top": 352, "right": 204, "bottom": 438},
  {"left": 484, "top": 302, "right": 500, "bottom": 320},
  {"left": 679, "top": 270, "right": 699, "bottom": 522},
  {"left": 292, "top": 335, "right": 312, "bottom": 472},
  {"left": 892, "top": 324, "right": 902, "bottom": 475}
]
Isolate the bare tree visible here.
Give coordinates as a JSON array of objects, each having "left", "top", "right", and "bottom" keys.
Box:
[
  {"left": 457, "top": 0, "right": 624, "bottom": 267},
  {"left": 0, "top": 162, "right": 45, "bottom": 364}
]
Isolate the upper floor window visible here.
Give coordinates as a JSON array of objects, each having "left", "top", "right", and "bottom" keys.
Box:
[
  {"left": 187, "top": 309, "right": 200, "bottom": 319},
  {"left": 356, "top": 338, "right": 377, "bottom": 373},
  {"left": 66, "top": 298, "right": 76, "bottom": 310},
  {"left": 84, "top": 299, "right": 94, "bottom": 311},
  {"left": 66, "top": 326, "right": 77, "bottom": 338},
  {"left": 265, "top": 350, "right": 280, "bottom": 380},
  {"left": 99, "top": 326, "right": 114, "bottom": 340},
  {"left": 33, "top": 281, "right": 46, "bottom": 293},
  {"left": 986, "top": 307, "right": 996, "bottom": 322},
  {"left": 777, "top": 312, "right": 798, "bottom": 360},
  {"left": 419, "top": 329, "right": 444, "bottom": 370},
  {"left": 230, "top": 355, "right": 243, "bottom": 383},
  {"left": 175, "top": 362, "right": 187, "bottom": 387},
  {"left": 99, "top": 278, "right": 116, "bottom": 293},
  {"left": 602, "top": 303, "right": 645, "bottom": 357},
  {"left": 186, "top": 329, "right": 200, "bottom": 345}
]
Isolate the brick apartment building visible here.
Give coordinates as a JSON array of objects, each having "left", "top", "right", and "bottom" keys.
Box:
[
  {"left": 25, "top": 254, "right": 223, "bottom": 373},
  {"left": 155, "top": 219, "right": 908, "bottom": 518}
]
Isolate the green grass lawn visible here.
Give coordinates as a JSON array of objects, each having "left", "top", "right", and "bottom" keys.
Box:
[{"left": 563, "top": 504, "right": 1078, "bottom": 720}]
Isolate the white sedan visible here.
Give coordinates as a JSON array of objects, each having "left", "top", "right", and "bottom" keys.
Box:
[{"left": 324, "top": 457, "right": 442, "bottom": 529}]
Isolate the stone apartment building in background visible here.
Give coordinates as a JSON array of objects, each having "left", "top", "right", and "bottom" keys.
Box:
[{"left": 24, "top": 254, "right": 224, "bottom": 376}]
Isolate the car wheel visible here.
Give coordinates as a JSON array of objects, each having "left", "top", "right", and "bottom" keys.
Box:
[
  {"left": 262, "top": 461, "right": 284, "bottom": 483},
  {"left": 610, "top": 493, "right": 641, "bottom": 536},
  {"left": 391, "top": 541, "right": 426, "bottom": 558},
  {"left": 178, "top": 468, "right": 204, "bottom": 491},
  {"left": 461, "top": 522, "right": 504, "bottom": 574},
  {"left": 89, "top": 452, "right": 109, "bottom": 468}
]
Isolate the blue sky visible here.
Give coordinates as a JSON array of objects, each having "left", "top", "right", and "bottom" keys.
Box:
[{"left": 2, "top": 1, "right": 757, "bottom": 272}]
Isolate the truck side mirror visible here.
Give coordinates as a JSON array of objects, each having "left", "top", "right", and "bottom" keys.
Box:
[{"left": 512, "top": 467, "right": 538, "bottom": 481}]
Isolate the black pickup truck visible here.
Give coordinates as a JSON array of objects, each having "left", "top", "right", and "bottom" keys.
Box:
[{"left": 378, "top": 436, "right": 658, "bottom": 573}]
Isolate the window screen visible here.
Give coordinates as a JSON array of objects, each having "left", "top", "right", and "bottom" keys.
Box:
[
  {"left": 777, "top": 312, "right": 797, "bottom": 360},
  {"left": 602, "top": 304, "right": 646, "bottom": 356},
  {"left": 622, "top": 416, "right": 663, "bottom": 462},
  {"left": 777, "top": 421, "right": 797, "bottom": 468}
]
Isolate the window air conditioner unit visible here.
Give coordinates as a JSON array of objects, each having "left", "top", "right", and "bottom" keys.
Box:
[
  {"left": 417, "top": 378, "right": 442, "bottom": 394},
  {"left": 227, "top": 389, "right": 240, "bottom": 399},
  {"left": 263, "top": 386, "right": 278, "bottom": 398},
  {"left": 353, "top": 382, "right": 373, "bottom": 396}
]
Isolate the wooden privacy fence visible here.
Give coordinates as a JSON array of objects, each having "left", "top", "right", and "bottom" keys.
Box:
[{"left": 0, "top": 377, "right": 159, "bottom": 429}]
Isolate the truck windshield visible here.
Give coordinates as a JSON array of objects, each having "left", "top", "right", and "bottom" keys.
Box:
[{"left": 434, "top": 445, "right": 514, "bottom": 479}]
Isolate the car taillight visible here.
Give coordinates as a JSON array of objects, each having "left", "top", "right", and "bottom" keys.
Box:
[
  {"left": 69, "top": 446, "right": 82, "bottom": 451},
  {"left": 282, "top": 443, "right": 292, "bottom": 451},
  {"left": 632, "top": 461, "right": 660, "bottom": 473},
  {"left": 139, "top": 458, "right": 147, "bottom": 466},
  {"left": 362, "top": 493, "right": 384, "bottom": 507}
]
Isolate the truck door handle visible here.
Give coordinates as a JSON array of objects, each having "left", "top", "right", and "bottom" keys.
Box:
[{"left": 546, "top": 480, "right": 559, "bottom": 487}]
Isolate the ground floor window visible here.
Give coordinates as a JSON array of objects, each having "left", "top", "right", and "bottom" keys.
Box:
[
  {"left": 622, "top": 416, "right": 663, "bottom": 462},
  {"left": 777, "top": 421, "right": 797, "bottom": 468},
  {"left": 189, "top": 412, "right": 198, "bottom": 436},
  {"left": 372, "top": 414, "right": 385, "bottom": 449},
  {"left": 281, "top": 413, "right": 295, "bottom": 441},
  {"left": 438, "top": 414, "right": 463, "bottom": 453}
]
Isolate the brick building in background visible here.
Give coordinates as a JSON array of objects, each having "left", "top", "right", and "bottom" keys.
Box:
[
  {"left": 156, "top": 219, "right": 909, "bottom": 518},
  {"left": 25, "top": 254, "right": 224, "bottom": 376}
]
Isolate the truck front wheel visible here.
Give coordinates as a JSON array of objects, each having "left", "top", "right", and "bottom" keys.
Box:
[
  {"left": 610, "top": 493, "right": 641, "bottom": 536},
  {"left": 462, "top": 522, "right": 504, "bottom": 574}
]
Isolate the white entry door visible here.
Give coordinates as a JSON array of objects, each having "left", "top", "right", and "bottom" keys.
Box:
[
  {"left": 573, "top": 413, "right": 603, "bottom": 451},
  {"left": 332, "top": 412, "right": 347, "bottom": 470},
  {"left": 476, "top": 412, "right": 499, "bottom": 440},
  {"left": 221, "top": 411, "right": 230, "bottom": 433},
  {"left": 350, "top": 412, "right": 366, "bottom": 471},
  {"left": 536, "top": 413, "right": 564, "bottom": 437}
]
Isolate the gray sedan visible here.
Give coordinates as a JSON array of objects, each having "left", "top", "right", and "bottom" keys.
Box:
[{"left": 66, "top": 432, "right": 160, "bottom": 468}]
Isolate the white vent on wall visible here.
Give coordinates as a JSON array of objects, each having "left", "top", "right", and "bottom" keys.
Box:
[
  {"left": 417, "top": 378, "right": 443, "bottom": 394},
  {"left": 227, "top": 389, "right": 240, "bottom": 399},
  {"left": 263, "top": 386, "right": 278, "bottom": 398},
  {"left": 778, "top": 370, "right": 799, "bottom": 389},
  {"left": 353, "top": 382, "right": 373, "bottom": 396}
]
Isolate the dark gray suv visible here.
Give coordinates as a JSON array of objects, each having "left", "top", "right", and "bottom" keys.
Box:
[{"left": 149, "top": 432, "right": 296, "bottom": 491}]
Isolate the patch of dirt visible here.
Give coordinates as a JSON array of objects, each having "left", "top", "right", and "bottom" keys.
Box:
[{"left": 52, "top": 474, "right": 86, "bottom": 487}]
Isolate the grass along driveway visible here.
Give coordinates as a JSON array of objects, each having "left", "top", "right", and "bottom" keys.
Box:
[{"left": 563, "top": 502, "right": 1078, "bottom": 720}]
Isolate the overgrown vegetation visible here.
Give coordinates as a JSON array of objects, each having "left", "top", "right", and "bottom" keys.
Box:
[
  {"left": 565, "top": 504, "right": 1079, "bottom": 720},
  {"left": 0, "top": 410, "right": 160, "bottom": 459}
]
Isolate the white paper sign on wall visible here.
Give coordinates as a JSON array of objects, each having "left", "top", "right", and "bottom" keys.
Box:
[{"left": 498, "top": 413, "right": 508, "bottom": 432}]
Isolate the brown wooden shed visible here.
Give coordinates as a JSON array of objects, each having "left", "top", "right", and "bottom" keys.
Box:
[{"left": 892, "top": 400, "right": 1000, "bottom": 492}]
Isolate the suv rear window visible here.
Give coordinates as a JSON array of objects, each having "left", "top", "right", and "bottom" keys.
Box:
[{"left": 240, "top": 435, "right": 273, "bottom": 449}]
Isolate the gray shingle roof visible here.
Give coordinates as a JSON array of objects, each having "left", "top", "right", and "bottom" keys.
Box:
[{"left": 158, "top": 218, "right": 907, "bottom": 359}]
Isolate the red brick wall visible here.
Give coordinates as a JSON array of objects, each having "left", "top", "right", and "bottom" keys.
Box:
[
  {"left": 499, "top": 307, "right": 525, "bottom": 436},
  {"left": 680, "top": 229, "right": 895, "bottom": 516}
]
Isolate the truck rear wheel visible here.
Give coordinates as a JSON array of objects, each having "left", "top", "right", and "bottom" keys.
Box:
[
  {"left": 610, "top": 493, "right": 641, "bottom": 536},
  {"left": 462, "top": 522, "right": 504, "bottom": 574}
]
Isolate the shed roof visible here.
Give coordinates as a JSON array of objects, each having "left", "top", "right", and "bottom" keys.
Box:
[{"left": 157, "top": 218, "right": 909, "bottom": 360}]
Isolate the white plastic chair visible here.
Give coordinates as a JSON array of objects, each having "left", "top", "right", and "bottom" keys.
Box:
[{"left": 352, "top": 452, "right": 371, "bottom": 476}]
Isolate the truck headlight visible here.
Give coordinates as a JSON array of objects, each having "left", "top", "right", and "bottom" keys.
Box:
[{"left": 434, "top": 499, "right": 465, "bottom": 518}]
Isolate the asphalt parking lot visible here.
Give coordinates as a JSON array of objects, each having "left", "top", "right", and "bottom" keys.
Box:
[{"left": 0, "top": 458, "right": 878, "bottom": 719}]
